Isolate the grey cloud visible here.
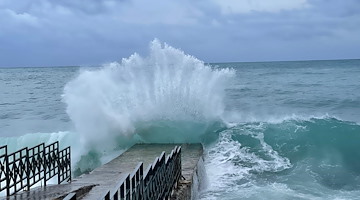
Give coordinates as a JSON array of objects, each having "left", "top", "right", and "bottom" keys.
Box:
[
  {"left": 0, "top": 0, "right": 359, "bottom": 67},
  {"left": 0, "top": 0, "right": 127, "bottom": 15},
  {"left": 310, "top": 0, "right": 360, "bottom": 17},
  {"left": 54, "top": 0, "right": 129, "bottom": 15},
  {"left": 212, "top": 0, "right": 360, "bottom": 41}
]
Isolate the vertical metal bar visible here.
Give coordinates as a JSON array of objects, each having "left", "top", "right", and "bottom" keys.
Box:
[
  {"left": 57, "top": 142, "right": 60, "bottom": 184},
  {"left": 114, "top": 190, "right": 119, "bottom": 200},
  {"left": 43, "top": 143, "right": 46, "bottom": 187},
  {"left": 1, "top": 142, "right": 71, "bottom": 196},
  {"left": 135, "top": 170, "right": 138, "bottom": 200},
  {"left": 21, "top": 149, "right": 24, "bottom": 191},
  {"left": 120, "top": 182, "right": 125, "bottom": 200},
  {"left": 131, "top": 174, "right": 136, "bottom": 200},
  {"left": 139, "top": 163, "right": 143, "bottom": 200},
  {"left": 104, "top": 191, "right": 110, "bottom": 200},
  {"left": 69, "top": 147, "right": 72, "bottom": 182},
  {"left": 126, "top": 175, "right": 130, "bottom": 199},
  {"left": 57, "top": 149, "right": 61, "bottom": 184},
  {"left": 5, "top": 146, "right": 10, "bottom": 196},
  {"left": 26, "top": 147, "right": 30, "bottom": 191}
]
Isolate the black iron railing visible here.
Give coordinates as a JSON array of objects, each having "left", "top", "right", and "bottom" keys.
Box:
[
  {"left": 62, "top": 146, "right": 182, "bottom": 200},
  {"left": 102, "top": 146, "right": 181, "bottom": 200},
  {"left": 0, "top": 141, "right": 71, "bottom": 196}
]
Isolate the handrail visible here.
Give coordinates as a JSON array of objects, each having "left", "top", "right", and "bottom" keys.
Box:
[
  {"left": 0, "top": 142, "right": 71, "bottom": 196},
  {"left": 101, "top": 146, "right": 182, "bottom": 200}
]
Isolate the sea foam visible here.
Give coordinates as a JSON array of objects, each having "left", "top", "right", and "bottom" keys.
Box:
[{"left": 63, "top": 39, "right": 234, "bottom": 153}]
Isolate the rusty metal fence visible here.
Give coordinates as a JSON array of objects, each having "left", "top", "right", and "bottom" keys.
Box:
[{"left": 0, "top": 141, "right": 71, "bottom": 196}]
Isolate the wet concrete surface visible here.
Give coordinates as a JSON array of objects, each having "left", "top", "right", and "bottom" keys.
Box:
[{"left": 2, "top": 144, "right": 203, "bottom": 200}]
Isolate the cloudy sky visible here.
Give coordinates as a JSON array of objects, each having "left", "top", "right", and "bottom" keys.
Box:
[{"left": 0, "top": 0, "right": 359, "bottom": 67}]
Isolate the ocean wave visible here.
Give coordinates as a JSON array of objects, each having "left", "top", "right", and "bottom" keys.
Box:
[
  {"left": 222, "top": 112, "right": 354, "bottom": 126},
  {"left": 201, "top": 115, "right": 360, "bottom": 197},
  {"left": 0, "top": 131, "right": 73, "bottom": 152},
  {"left": 63, "top": 39, "right": 234, "bottom": 152}
]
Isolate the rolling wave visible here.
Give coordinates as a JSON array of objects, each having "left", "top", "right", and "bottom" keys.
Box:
[{"left": 201, "top": 116, "right": 360, "bottom": 199}]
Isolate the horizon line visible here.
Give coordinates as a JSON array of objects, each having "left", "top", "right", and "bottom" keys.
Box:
[{"left": 1, "top": 58, "right": 359, "bottom": 68}]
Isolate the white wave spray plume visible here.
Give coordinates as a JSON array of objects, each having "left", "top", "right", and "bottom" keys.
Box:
[{"left": 63, "top": 39, "right": 234, "bottom": 153}]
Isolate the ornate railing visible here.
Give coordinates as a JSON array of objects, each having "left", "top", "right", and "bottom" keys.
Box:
[
  {"left": 102, "top": 146, "right": 181, "bottom": 200},
  {"left": 0, "top": 141, "right": 71, "bottom": 196}
]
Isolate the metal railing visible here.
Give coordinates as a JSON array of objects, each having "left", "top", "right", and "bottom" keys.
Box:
[
  {"left": 101, "top": 145, "right": 182, "bottom": 200},
  {"left": 0, "top": 141, "right": 71, "bottom": 196}
]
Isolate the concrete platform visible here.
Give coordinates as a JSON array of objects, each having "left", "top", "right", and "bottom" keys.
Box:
[{"left": 2, "top": 144, "right": 203, "bottom": 200}]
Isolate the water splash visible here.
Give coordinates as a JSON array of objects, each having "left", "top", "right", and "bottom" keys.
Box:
[{"left": 63, "top": 39, "right": 234, "bottom": 152}]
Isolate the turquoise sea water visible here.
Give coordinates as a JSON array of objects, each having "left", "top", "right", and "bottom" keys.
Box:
[{"left": 1, "top": 41, "right": 360, "bottom": 199}]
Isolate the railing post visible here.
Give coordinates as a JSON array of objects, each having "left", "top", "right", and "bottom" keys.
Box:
[
  {"left": 139, "top": 163, "right": 143, "bottom": 200},
  {"left": 69, "top": 148, "right": 72, "bottom": 182},
  {"left": 42, "top": 143, "right": 46, "bottom": 187},
  {"left": 26, "top": 147, "right": 30, "bottom": 191},
  {"left": 5, "top": 146, "right": 10, "bottom": 196},
  {"left": 57, "top": 142, "right": 60, "bottom": 184},
  {"left": 104, "top": 191, "right": 110, "bottom": 200},
  {"left": 126, "top": 175, "right": 130, "bottom": 199},
  {"left": 120, "top": 182, "right": 125, "bottom": 200},
  {"left": 0, "top": 142, "right": 71, "bottom": 196},
  {"left": 131, "top": 174, "right": 135, "bottom": 200}
]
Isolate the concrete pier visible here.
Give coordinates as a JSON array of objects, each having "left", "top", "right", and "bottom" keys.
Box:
[{"left": 3, "top": 144, "right": 203, "bottom": 200}]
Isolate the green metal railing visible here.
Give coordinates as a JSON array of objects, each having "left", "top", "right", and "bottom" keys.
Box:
[{"left": 0, "top": 142, "right": 71, "bottom": 196}]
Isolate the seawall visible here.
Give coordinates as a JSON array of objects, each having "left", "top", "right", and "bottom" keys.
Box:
[
  {"left": 171, "top": 145, "right": 204, "bottom": 200},
  {"left": 4, "top": 143, "right": 204, "bottom": 200}
]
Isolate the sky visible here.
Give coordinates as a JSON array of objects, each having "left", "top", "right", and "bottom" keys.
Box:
[{"left": 0, "top": 0, "right": 359, "bottom": 67}]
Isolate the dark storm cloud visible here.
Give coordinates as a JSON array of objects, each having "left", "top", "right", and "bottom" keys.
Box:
[{"left": 0, "top": 0, "right": 359, "bottom": 67}]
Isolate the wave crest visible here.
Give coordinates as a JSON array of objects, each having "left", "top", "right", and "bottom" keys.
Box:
[{"left": 63, "top": 39, "right": 234, "bottom": 150}]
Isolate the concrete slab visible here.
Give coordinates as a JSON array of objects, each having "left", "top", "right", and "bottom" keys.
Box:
[{"left": 2, "top": 144, "right": 203, "bottom": 200}]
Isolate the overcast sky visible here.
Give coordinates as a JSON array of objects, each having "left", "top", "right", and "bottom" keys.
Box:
[{"left": 0, "top": 0, "right": 359, "bottom": 67}]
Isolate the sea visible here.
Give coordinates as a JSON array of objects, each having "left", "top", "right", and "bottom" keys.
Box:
[{"left": 1, "top": 40, "right": 360, "bottom": 199}]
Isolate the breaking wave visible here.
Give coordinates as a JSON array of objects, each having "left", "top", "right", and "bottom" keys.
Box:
[
  {"left": 200, "top": 116, "right": 360, "bottom": 199},
  {"left": 62, "top": 39, "right": 234, "bottom": 172}
]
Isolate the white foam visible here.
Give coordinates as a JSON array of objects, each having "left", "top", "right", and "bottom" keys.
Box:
[
  {"left": 223, "top": 112, "right": 346, "bottom": 126},
  {"left": 0, "top": 131, "right": 73, "bottom": 152},
  {"left": 200, "top": 126, "right": 292, "bottom": 199},
  {"left": 63, "top": 39, "right": 234, "bottom": 152}
]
